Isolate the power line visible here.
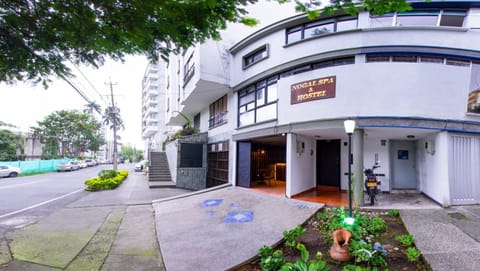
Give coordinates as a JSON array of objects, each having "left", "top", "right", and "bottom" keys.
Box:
[
  {"left": 70, "top": 61, "right": 109, "bottom": 107},
  {"left": 59, "top": 74, "right": 93, "bottom": 106}
]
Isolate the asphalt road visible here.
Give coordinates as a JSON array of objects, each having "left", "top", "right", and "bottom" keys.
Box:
[
  {"left": 0, "top": 163, "right": 192, "bottom": 237},
  {"left": 0, "top": 165, "right": 108, "bottom": 218},
  {"left": 0, "top": 164, "right": 115, "bottom": 236}
]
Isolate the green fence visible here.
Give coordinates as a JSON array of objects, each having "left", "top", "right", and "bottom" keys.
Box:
[{"left": 0, "top": 158, "right": 73, "bottom": 174}]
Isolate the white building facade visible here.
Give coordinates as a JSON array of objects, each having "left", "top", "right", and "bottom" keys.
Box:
[
  {"left": 141, "top": 62, "right": 168, "bottom": 153},
  {"left": 161, "top": 0, "right": 480, "bottom": 206}
]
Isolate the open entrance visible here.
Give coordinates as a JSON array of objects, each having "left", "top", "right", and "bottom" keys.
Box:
[
  {"left": 236, "top": 136, "right": 286, "bottom": 195},
  {"left": 316, "top": 139, "right": 341, "bottom": 188}
]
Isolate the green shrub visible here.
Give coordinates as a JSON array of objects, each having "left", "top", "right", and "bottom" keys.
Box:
[
  {"left": 84, "top": 170, "right": 128, "bottom": 191},
  {"left": 366, "top": 216, "right": 387, "bottom": 234},
  {"left": 388, "top": 209, "right": 400, "bottom": 217},
  {"left": 98, "top": 169, "right": 118, "bottom": 180},
  {"left": 258, "top": 246, "right": 285, "bottom": 271},
  {"left": 406, "top": 247, "right": 421, "bottom": 262},
  {"left": 395, "top": 234, "right": 414, "bottom": 247},
  {"left": 283, "top": 225, "right": 306, "bottom": 249}
]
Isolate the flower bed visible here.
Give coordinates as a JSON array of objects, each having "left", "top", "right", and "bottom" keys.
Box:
[
  {"left": 234, "top": 207, "right": 431, "bottom": 271},
  {"left": 84, "top": 169, "right": 129, "bottom": 191}
]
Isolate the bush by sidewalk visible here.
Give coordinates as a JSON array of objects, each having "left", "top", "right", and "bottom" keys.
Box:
[{"left": 84, "top": 169, "right": 129, "bottom": 191}]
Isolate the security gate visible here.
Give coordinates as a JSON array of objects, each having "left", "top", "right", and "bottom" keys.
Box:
[{"left": 449, "top": 135, "right": 480, "bottom": 205}]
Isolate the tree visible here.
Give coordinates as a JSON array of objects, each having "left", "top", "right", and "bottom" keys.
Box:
[
  {"left": 0, "top": 0, "right": 258, "bottom": 87},
  {"left": 0, "top": 129, "right": 17, "bottom": 161},
  {"left": 84, "top": 101, "right": 102, "bottom": 115},
  {"left": 33, "top": 110, "right": 104, "bottom": 158},
  {"left": 103, "top": 105, "right": 123, "bottom": 170},
  {"left": 102, "top": 106, "right": 124, "bottom": 131},
  {"left": 120, "top": 145, "right": 133, "bottom": 162},
  {"left": 288, "top": 0, "right": 412, "bottom": 19},
  {"left": 0, "top": 0, "right": 414, "bottom": 87}
]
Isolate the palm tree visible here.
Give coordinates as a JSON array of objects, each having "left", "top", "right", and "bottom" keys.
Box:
[
  {"left": 84, "top": 101, "right": 102, "bottom": 115},
  {"left": 102, "top": 106, "right": 123, "bottom": 170},
  {"left": 102, "top": 106, "right": 124, "bottom": 130}
]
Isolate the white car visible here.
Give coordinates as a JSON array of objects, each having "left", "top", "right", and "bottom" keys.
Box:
[
  {"left": 0, "top": 165, "right": 22, "bottom": 177},
  {"left": 135, "top": 160, "right": 148, "bottom": 172}
]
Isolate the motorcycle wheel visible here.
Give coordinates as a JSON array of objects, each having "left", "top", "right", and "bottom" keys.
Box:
[{"left": 369, "top": 189, "right": 375, "bottom": 205}]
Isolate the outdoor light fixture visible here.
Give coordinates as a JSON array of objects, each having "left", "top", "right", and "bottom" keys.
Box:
[
  {"left": 344, "top": 120, "right": 355, "bottom": 134},
  {"left": 344, "top": 119, "right": 355, "bottom": 219},
  {"left": 344, "top": 217, "right": 355, "bottom": 226}
]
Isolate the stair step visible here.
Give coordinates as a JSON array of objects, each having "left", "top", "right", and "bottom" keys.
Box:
[{"left": 148, "top": 181, "right": 176, "bottom": 188}]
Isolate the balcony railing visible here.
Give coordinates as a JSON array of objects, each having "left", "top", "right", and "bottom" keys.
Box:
[{"left": 209, "top": 111, "right": 228, "bottom": 129}]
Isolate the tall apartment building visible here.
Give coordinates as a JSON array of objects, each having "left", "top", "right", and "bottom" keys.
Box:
[
  {"left": 154, "top": 1, "right": 480, "bottom": 206},
  {"left": 141, "top": 62, "right": 167, "bottom": 154}
]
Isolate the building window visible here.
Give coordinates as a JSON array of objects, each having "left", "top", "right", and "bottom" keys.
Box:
[
  {"left": 370, "top": 9, "right": 465, "bottom": 28},
  {"left": 209, "top": 95, "right": 228, "bottom": 129},
  {"left": 243, "top": 44, "right": 269, "bottom": 69},
  {"left": 194, "top": 113, "right": 200, "bottom": 130},
  {"left": 366, "top": 54, "right": 471, "bottom": 68},
  {"left": 238, "top": 76, "right": 278, "bottom": 127},
  {"left": 184, "top": 52, "right": 195, "bottom": 84},
  {"left": 286, "top": 16, "right": 357, "bottom": 44}
]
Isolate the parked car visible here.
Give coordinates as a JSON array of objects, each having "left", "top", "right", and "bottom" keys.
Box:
[
  {"left": 78, "top": 160, "right": 88, "bottom": 169},
  {"left": 57, "top": 162, "right": 74, "bottom": 172},
  {"left": 70, "top": 161, "right": 81, "bottom": 171},
  {"left": 85, "top": 159, "right": 96, "bottom": 167},
  {"left": 0, "top": 165, "right": 22, "bottom": 177},
  {"left": 135, "top": 160, "right": 148, "bottom": 172}
]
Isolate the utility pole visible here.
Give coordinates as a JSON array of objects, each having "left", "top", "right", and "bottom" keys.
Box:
[{"left": 106, "top": 78, "right": 119, "bottom": 171}]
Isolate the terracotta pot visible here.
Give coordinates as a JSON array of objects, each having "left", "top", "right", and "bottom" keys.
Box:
[{"left": 329, "top": 228, "right": 352, "bottom": 262}]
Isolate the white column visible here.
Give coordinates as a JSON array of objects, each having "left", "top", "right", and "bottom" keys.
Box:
[
  {"left": 285, "top": 133, "right": 293, "bottom": 198},
  {"left": 352, "top": 128, "right": 365, "bottom": 207}
]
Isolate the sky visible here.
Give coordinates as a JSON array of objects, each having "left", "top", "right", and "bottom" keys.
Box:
[
  {"left": 0, "top": 55, "right": 149, "bottom": 148},
  {"left": 0, "top": 0, "right": 300, "bottom": 150}
]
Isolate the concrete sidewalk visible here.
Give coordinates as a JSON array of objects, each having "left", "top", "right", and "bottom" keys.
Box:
[
  {"left": 401, "top": 205, "right": 480, "bottom": 271},
  {"left": 153, "top": 187, "right": 323, "bottom": 271}
]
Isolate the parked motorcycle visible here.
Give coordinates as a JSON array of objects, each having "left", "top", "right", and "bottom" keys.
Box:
[{"left": 364, "top": 163, "right": 381, "bottom": 205}]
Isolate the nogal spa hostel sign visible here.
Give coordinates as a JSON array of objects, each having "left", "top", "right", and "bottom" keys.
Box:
[{"left": 291, "top": 76, "right": 336, "bottom": 105}]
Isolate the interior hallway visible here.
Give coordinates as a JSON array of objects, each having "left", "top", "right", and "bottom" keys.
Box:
[
  {"left": 250, "top": 182, "right": 349, "bottom": 207},
  {"left": 249, "top": 182, "right": 441, "bottom": 209}
]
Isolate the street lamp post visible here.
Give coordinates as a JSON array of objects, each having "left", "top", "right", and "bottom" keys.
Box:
[{"left": 344, "top": 119, "right": 355, "bottom": 220}]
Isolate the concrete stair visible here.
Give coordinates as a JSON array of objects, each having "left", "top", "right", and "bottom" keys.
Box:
[{"left": 148, "top": 152, "right": 176, "bottom": 188}]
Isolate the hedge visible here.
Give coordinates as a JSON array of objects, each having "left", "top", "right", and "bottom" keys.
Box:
[{"left": 85, "top": 169, "right": 129, "bottom": 191}]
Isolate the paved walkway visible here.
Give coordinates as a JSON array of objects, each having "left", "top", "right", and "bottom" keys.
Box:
[
  {"left": 153, "top": 187, "right": 322, "bottom": 271},
  {"left": 401, "top": 205, "right": 480, "bottom": 271}
]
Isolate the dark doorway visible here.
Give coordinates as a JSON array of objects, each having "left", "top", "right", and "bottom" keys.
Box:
[
  {"left": 316, "top": 140, "right": 341, "bottom": 188},
  {"left": 237, "top": 141, "right": 252, "bottom": 187}
]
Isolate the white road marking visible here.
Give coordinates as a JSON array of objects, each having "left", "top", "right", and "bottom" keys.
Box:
[
  {"left": 0, "top": 188, "right": 84, "bottom": 219},
  {"left": 0, "top": 181, "right": 43, "bottom": 190}
]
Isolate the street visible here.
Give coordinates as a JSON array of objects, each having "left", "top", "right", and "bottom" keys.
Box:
[
  {"left": 0, "top": 165, "right": 110, "bottom": 236},
  {"left": 0, "top": 164, "right": 191, "bottom": 237}
]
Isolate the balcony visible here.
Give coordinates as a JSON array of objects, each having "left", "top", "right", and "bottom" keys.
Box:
[
  {"left": 147, "top": 98, "right": 158, "bottom": 107},
  {"left": 145, "top": 106, "right": 159, "bottom": 114},
  {"left": 146, "top": 117, "right": 158, "bottom": 125},
  {"left": 142, "top": 126, "right": 158, "bottom": 138}
]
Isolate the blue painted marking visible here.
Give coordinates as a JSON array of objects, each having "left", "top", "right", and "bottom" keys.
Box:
[
  {"left": 224, "top": 211, "right": 254, "bottom": 223},
  {"left": 201, "top": 199, "right": 223, "bottom": 207},
  {"left": 297, "top": 204, "right": 309, "bottom": 209},
  {"left": 207, "top": 210, "right": 215, "bottom": 216}
]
